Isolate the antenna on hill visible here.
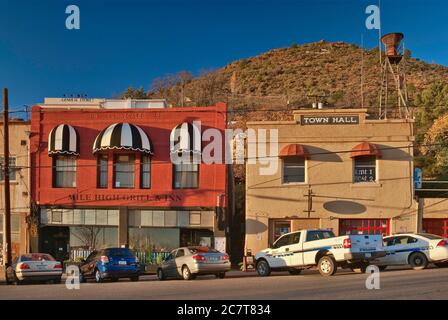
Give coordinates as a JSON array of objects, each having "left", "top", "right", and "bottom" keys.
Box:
[{"left": 361, "top": 34, "right": 365, "bottom": 109}]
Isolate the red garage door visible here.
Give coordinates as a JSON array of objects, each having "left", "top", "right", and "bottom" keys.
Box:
[
  {"left": 339, "top": 219, "right": 390, "bottom": 236},
  {"left": 423, "top": 219, "right": 448, "bottom": 238}
]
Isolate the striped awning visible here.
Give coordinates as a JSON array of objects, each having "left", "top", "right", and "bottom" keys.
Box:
[
  {"left": 350, "top": 142, "right": 382, "bottom": 158},
  {"left": 48, "top": 124, "right": 79, "bottom": 156},
  {"left": 170, "top": 122, "right": 201, "bottom": 154},
  {"left": 93, "top": 123, "right": 153, "bottom": 154},
  {"left": 279, "top": 144, "right": 309, "bottom": 158}
]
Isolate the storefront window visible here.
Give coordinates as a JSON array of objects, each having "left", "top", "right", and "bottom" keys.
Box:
[
  {"left": 0, "top": 157, "right": 17, "bottom": 181},
  {"left": 282, "top": 157, "right": 305, "bottom": 184},
  {"left": 69, "top": 226, "right": 118, "bottom": 250},
  {"left": 129, "top": 227, "right": 180, "bottom": 252},
  {"left": 97, "top": 154, "right": 108, "bottom": 188},
  {"left": 173, "top": 163, "right": 199, "bottom": 189},
  {"left": 140, "top": 155, "right": 151, "bottom": 189},
  {"left": 53, "top": 156, "right": 77, "bottom": 188},
  {"left": 113, "top": 154, "right": 135, "bottom": 188},
  {"left": 354, "top": 156, "right": 377, "bottom": 183}
]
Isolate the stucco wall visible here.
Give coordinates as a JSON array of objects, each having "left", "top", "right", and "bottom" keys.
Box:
[{"left": 245, "top": 109, "right": 417, "bottom": 253}]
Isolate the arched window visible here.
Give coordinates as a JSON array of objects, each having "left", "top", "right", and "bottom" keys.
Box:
[
  {"left": 170, "top": 122, "right": 201, "bottom": 189},
  {"left": 351, "top": 142, "right": 381, "bottom": 183},
  {"left": 279, "top": 144, "right": 309, "bottom": 184},
  {"left": 93, "top": 123, "right": 153, "bottom": 189},
  {"left": 48, "top": 124, "right": 79, "bottom": 188}
]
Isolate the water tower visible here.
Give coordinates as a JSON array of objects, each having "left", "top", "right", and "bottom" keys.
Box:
[{"left": 378, "top": 32, "right": 411, "bottom": 119}]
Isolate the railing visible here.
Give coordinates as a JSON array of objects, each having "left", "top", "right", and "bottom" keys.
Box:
[{"left": 69, "top": 248, "right": 170, "bottom": 265}]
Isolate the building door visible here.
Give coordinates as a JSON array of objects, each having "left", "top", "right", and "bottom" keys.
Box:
[
  {"left": 339, "top": 219, "right": 390, "bottom": 236},
  {"left": 423, "top": 219, "right": 448, "bottom": 238},
  {"left": 40, "top": 226, "right": 70, "bottom": 262}
]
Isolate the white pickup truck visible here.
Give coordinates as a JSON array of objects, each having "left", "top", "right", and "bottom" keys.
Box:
[{"left": 255, "top": 229, "right": 386, "bottom": 276}]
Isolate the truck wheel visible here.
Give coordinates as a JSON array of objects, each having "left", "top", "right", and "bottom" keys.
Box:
[
  {"left": 288, "top": 269, "right": 302, "bottom": 275},
  {"left": 409, "top": 252, "right": 428, "bottom": 270},
  {"left": 256, "top": 260, "right": 271, "bottom": 277},
  {"left": 318, "top": 256, "right": 337, "bottom": 276}
]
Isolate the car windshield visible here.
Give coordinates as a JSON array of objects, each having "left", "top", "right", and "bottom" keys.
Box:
[
  {"left": 21, "top": 254, "right": 55, "bottom": 262},
  {"left": 418, "top": 233, "right": 443, "bottom": 240},
  {"left": 104, "top": 248, "right": 135, "bottom": 257},
  {"left": 188, "top": 247, "right": 219, "bottom": 254}
]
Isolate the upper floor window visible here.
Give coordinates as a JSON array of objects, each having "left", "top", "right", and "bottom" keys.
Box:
[
  {"left": 140, "top": 155, "right": 151, "bottom": 189},
  {"left": 173, "top": 160, "right": 199, "bottom": 189},
  {"left": 282, "top": 157, "right": 305, "bottom": 184},
  {"left": 53, "top": 156, "right": 76, "bottom": 188},
  {"left": 114, "top": 154, "right": 135, "bottom": 189},
  {"left": 353, "top": 156, "right": 377, "bottom": 183},
  {"left": 97, "top": 154, "right": 108, "bottom": 188},
  {"left": 0, "top": 157, "right": 17, "bottom": 181}
]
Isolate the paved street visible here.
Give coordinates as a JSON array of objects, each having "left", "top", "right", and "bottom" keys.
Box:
[{"left": 1, "top": 266, "right": 448, "bottom": 300}]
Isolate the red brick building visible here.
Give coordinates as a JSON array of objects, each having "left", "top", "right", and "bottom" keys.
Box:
[{"left": 29, "top": 99, "right": 228, "bottom": 260}]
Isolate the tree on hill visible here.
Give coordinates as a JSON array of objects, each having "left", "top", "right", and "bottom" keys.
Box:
[{"left": 122, "top": 85, "right": 147, "bottom": 99}]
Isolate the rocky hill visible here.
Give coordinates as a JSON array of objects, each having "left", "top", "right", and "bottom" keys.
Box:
[
  {"left": 122, "top": 40, "right": 448, "bottom": 180},
  {"left": 124, "top": 41, "right": 448, "bottom": 126}
]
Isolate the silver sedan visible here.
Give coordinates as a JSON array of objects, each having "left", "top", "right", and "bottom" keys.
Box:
[
  {"left": 6, "top": 253, "right": 63, "bottom": 285},
  {"left": 157, "top": 247, "right": 231, "bottom": 280}
]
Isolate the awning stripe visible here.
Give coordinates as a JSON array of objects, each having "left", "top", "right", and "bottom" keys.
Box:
[
  {"left": 48, "top": 124, "right": 79, "bottom": 156},
  {"left": 170, "top": 122, "right": 201, "bottom": 154},
  {"left": 93, "top": 122, "right": 152, "bottom": 154}
]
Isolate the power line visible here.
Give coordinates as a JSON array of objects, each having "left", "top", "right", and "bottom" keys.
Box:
[{"left": 0, "top": 141, "right": 440, "bottom": 170}]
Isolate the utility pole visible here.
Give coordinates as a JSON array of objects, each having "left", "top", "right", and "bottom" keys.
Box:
[
  {"left": 2, "top": 88, "right": 12, "bottom": 269},
  {"left": 304, "top": 186, "right": 315, "bottom": 218}
]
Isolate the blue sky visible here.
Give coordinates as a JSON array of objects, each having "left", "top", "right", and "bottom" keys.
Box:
[{"left": 0, "top": 0, "right": 447, "bottom": 111}]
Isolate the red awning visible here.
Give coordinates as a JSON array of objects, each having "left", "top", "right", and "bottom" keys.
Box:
[
  {"left": 279, "top": 144, "right": 309, "bottom": 158},
  {"left": 350, "top": 142, "right": 382, "bottom": 158}
]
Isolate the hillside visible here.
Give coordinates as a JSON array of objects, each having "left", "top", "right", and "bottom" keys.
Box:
[
  {"left": 122, "top": 40, "right": 448, "bottom": 180},
  {"left": 124, "top": 41, "right": 448, "bottom": 125}
]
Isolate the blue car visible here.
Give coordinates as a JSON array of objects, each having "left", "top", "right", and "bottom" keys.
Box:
[{"left": 79, "top": 248, "right": 140, "bottom": 283}]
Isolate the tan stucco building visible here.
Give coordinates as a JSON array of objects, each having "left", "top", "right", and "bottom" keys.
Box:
[
  {"left": 245, "top": 108, "right": 419, "bottom": 253},
  {"left": 0, "top": 120, "right": 30, "bottom": 265}
]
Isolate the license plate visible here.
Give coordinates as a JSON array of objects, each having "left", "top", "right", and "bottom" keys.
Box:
[
  {"left": 208, "top": 257, "right": 219, "bottom": 261},
  {"left": 365, "top": 253, "right": 372, "bottom": 258},
  {"left": 118, "top": 261, "right": 127, "bottom": 265}
]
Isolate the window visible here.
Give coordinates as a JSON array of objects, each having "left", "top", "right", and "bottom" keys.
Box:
[
  {"left": 53, "top": 156, "right": 76, "bottom": 188},
  {"left": 354, "top": 156, "right": 376, "bottom": 183},
  {"left": 140, "top": 155, "right": 151, "bottom": 189},
  {"left": 0, "top": 157, "right": 17, "bottom": 181},
  {"left": 273, "top": 234, "right": 292, "bottom": 249},
  {"left": 173, "top": 162, "right": 199, "bottom": 189},
  {"left": 289, "top": 232, "right": 301, "bottom": 245},
  {"left": 306, "top": 230, "right": 336, "bottom": 242},
  {"left": 113, "top": 154, "right": 135, "bottom": 188},
  {"left": 97, "top": 155, "right": 108, "bottom": 188},
  {"left": 272, "top": 220, "right": 291, "bottom": 243},
  {"left": 282, "top": 157, "right": 305, "bottom": 184},
  {"left": 176, "top": 249, "right": 185, "bottom": 258}
]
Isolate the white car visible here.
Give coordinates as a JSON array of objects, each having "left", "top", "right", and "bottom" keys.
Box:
[
  {"left": 6, "top": 253, "right": 63, "bottom": 285},
  {"left": 255, "top": 229, "right": 386, "bottom": 277},
  {"left": 373, "top": 233, "right": 448, "bottom": 270}
]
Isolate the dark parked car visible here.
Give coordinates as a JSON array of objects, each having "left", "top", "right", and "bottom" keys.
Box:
[{"left": 78, "top": 248, "right": 140, "bottom": 283}]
